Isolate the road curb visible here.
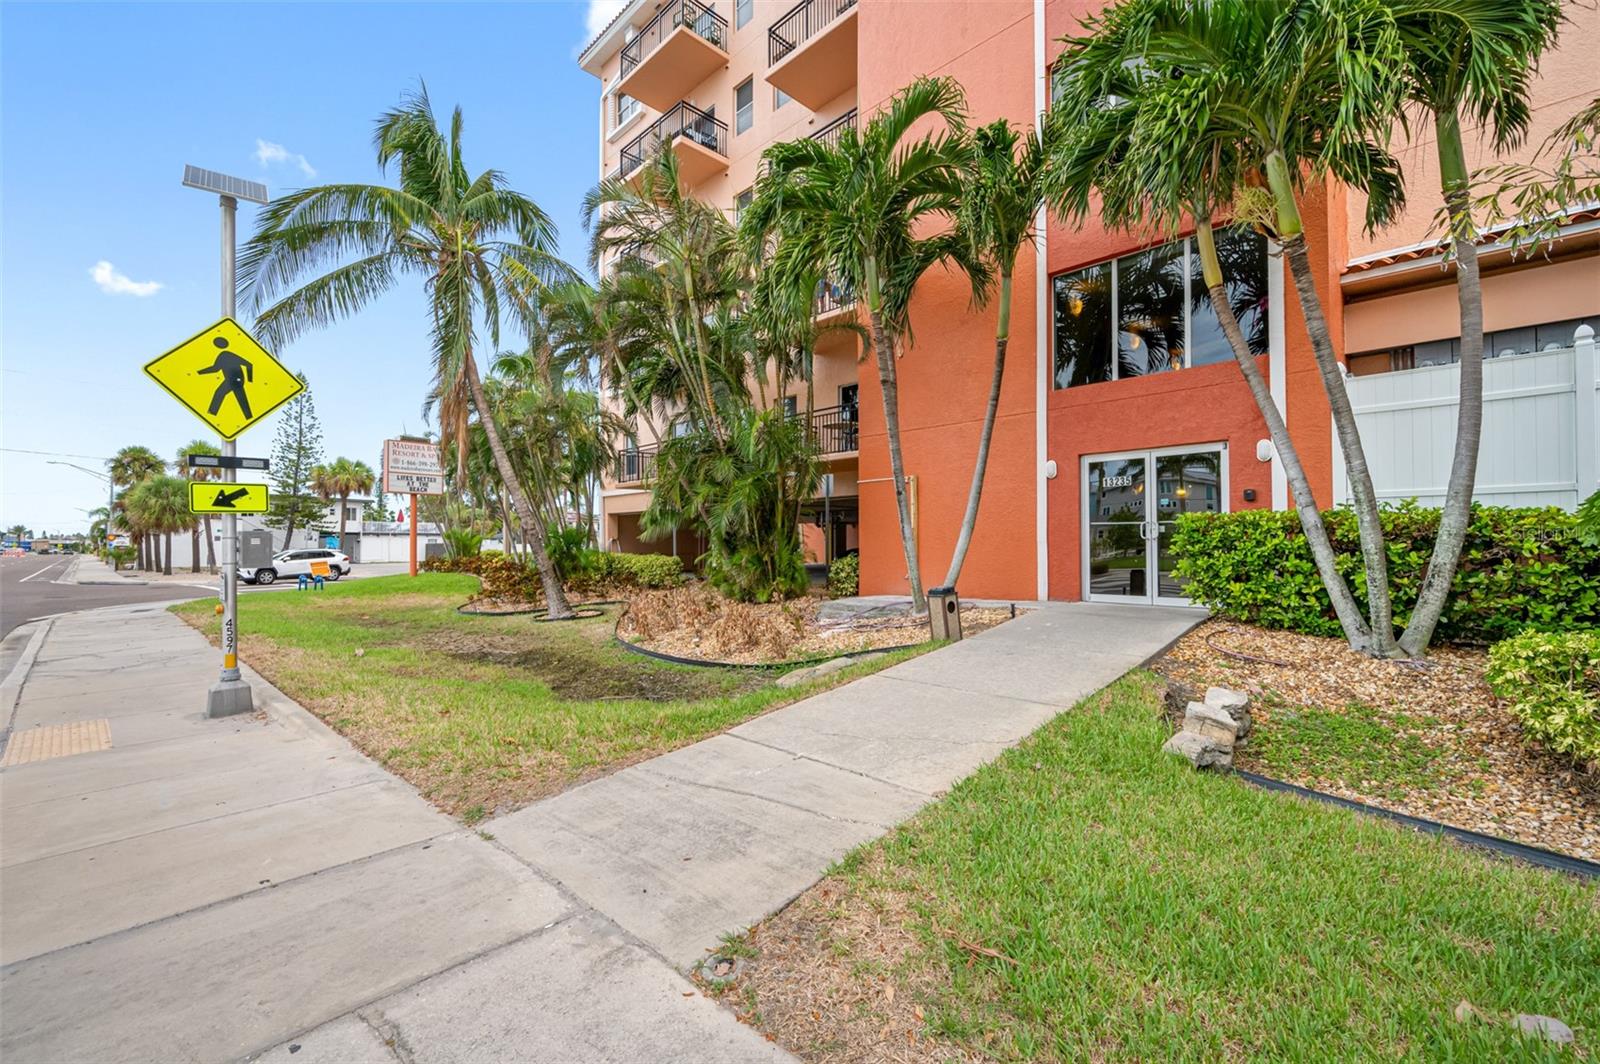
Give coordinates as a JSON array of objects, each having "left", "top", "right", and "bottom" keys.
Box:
[{"left": 0, "top": 619, "right": 54, "bottom": 752}]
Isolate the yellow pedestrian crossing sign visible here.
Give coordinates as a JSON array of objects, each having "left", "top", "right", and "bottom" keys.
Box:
[
  {"left": 189, "top": 482, "right": 269, "bottom": 514},
  {"left": 144, "top": 318, "right": 302, "bottom": 440}
]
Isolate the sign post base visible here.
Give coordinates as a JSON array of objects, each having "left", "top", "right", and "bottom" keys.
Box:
[{"left": 205, "top": 679, "right": 254, "bottom": 718}]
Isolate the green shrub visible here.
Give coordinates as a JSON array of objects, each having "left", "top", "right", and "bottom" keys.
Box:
[
  {"left": 592, "top": 551, "right": 682, "bottom": 590},
  {"left": 1171, "top": 502, "right": 1600, "bottom": 644},
  {"left": 828, "top": 553, "right": 860, "bottom": 598},
  {"left": 442, "top": 527, "right": 483, "bottom": 560},
  {"left": 1487, "top": 630, "right": 1600, "bottom": 768},
  {"left": 108, "top": 545, "right": 137, "bottom": 570}
]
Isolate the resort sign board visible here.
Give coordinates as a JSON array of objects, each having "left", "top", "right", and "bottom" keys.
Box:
[{"left": 384, "top": 438, "right": 445, "bottom": 496}]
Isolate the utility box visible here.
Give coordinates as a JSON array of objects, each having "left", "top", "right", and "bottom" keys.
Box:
[
  {"left": 928, "top": 586, "right": 962, "bottom": 642},
  {"left": 240, "top": 530, "right": 274, "bottom": 569}
]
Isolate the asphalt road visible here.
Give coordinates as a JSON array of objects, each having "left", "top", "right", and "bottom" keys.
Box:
[{"left": 0, "top": 555, "right": 212, "bottom": 639}]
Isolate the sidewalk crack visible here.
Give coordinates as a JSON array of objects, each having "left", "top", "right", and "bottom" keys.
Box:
[
  {"left": 632, "top": 764, "right": 899, "bottom": 830},
  {"left": 726, "top": 732, "right": 935, "bottom": 797}
]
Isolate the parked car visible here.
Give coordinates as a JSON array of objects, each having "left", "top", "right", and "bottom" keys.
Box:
[{"left": 239, "top": 549, "right": 351, "bottom": 585}]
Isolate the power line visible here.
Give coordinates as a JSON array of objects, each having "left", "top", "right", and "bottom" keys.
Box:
[{"left": 1, "top": 448, "right": 113, "bottom": 462}]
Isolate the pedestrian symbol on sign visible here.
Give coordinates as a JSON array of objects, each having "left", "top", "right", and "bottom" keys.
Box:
[
  {"left": 199, "top": 337, "right": 254, "bottom": 420},
  {"left": 143, "top": 318, "right": 302, "bottom": 440}
]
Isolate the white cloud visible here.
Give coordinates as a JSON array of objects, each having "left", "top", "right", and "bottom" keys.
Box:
[
  {"left": 254, "top": 138, "right": 317, "bottom": 178},
  {"left": 89, "top": 261, "right": 162, "bottom": 297},
  {"left": 585, "top": 0, "right": 628, "bottom": 42}
]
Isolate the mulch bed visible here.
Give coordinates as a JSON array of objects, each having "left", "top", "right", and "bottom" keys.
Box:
[
  {"left": 619, "top": 587, "right": 1017, "bottom": 665},
  {"left": 1152, "top": 619, "right": 1599, "bottom": 861}
]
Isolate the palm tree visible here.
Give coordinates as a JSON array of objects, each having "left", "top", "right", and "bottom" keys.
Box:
[
  {"left": 239, "top": 85, "right": 581, "bottom": 618},
  {"left": 943, "top": 119, "right": 1043, "bottom": 589},
  {"left": 178, "top": 439, "right": 221, "bottom": 573},
  {"left": 744, "top": 76, "right": 976, "bottom": 612},
  {"left": 1386, "top": 0, "right": 1562, "bottom": 655},
  {"left": 1049, "top": 0, "right": 1411, "bottom": 656},
  {"left": 126, "top": 475, "right": 191, "bottom": 576},
  {"left": 108, "top": 445, "right": 165, "bottom": 571},
  {"left": 310, "top": 457, "right": 376, "bottom": 554}
]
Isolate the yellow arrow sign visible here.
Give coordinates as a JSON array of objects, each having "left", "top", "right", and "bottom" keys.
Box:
[
  {"left": 189, "top": 482, "right": 269, "bottom": 514},
  {"left": 145, "top": 318, "right": 303, "bottom": 440}
]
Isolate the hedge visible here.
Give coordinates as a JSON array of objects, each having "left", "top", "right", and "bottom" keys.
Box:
[
  {"left": 828, "top": 553, "right": 860, "bottom": 599},
  {"left": 1170, "top": 502, "right": 1600, "bottom": 645},
  {"left": 423, "top": 548, "right": 682, "bottom": 601},
  {"left": 1487, "top": 630, "right": 1600, "bottom": 768}
]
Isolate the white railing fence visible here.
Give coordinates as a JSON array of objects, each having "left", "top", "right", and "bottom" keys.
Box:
[{"left": 1332, "top": 324, "right": 1598, "bottom": 511}]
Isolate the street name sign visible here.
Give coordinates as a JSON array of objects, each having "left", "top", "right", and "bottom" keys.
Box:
[
  {"left": 187, "top": 454, "right": 270, "bottom": 471},
  {"left": 145, "top": 318, "right": 303, "bottom": 440},
  {"left": 384, "top": 438, "right": 446, "bottom": 496},
  {"left": 190, "top": 482, "right": 269, "bottom": 514}
]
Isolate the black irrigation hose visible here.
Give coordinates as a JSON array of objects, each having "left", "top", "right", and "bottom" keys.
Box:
[
  {"left": 611, "top": 600, "right": 921, "bottom": 670},
  {"left": 456, "top": 598, "right": 625, "bottom": 621},
  {"left": 1233, "top": 768, "right": 1600, "bottom": 880}
]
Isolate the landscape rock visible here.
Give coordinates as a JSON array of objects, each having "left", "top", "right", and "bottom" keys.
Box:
[
  {"left": 1164, "top": 680, "right": 1204, "bottom": 724},
  {"left": 1184, "top": 701, "right": 1241, "bottom": 747},
  {"left": 1512, "top": 1014, "right": 1574, "bottom": 1044},
  {"left": 1204, "top": 685, "right": 1252, "bottom": 737},
  {"left": 1161, "top": 729, "right": 1233, "bottom": 770}
]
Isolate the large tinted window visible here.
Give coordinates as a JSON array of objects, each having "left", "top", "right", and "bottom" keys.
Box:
[
  {"left": 1116, "top": 241, "right": 1186, "bottom": 376},
  {"left": 1053, "top": 263, "right": 1114, "bottom": 387},
  {"left": 1188, "top": 227, "right": 1269, "bottom": 366},
  {"left": 1053, "top": 227, "right": 1270, "bottom": 388}
]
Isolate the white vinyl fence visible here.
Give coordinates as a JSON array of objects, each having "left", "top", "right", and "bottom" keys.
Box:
[{"left": 1333, "top": 324, "right": 1598, "bottom": 511}]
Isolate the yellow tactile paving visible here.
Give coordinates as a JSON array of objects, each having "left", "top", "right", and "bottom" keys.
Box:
[{"left": 0, "top": 719, "right": 112, "bottom": 767}]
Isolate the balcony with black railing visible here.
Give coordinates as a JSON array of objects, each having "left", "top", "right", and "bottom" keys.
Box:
[
  {"left": 618, "top": 102, "right": 728, "bottom": 187},
  {"left": 809, "top": 108, "right": 856, "bottom": 151},
  {"left": 614, "top": 445, "right": 660, "bottom": 485},
  {"left": 766, "top": 0, "right": 857, "bottom": 110},
  {"left": 814, "top": 276, "right": 856, "bottom": 319},
  {"left": 786, "top": 403, "right": 859, "bottom": 455},
  {"left": 618, "top": 0, "right": 729, "bottom": 112}
]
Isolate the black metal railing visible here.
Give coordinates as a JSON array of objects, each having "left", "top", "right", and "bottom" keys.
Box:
[
  {"left": 809, "top": 108, "right": 856, "bottom": 150},
  {"left": 814, "top": 277, "right": 856, "bottom": 317},
  {"left": 619, "top": 101, "right": 728, "bottom": 178},
  {"left": 785, "top": 403, "right": 858, "bottom": 453},
  {"left": 621, "top": 0, "right": 727, "bottom": 78},
  {"left": 614, "top": 446, "right": 659, "bottom": 484},
  {"left": 769, "top": 0, "right": 856, "bottom": 65}
]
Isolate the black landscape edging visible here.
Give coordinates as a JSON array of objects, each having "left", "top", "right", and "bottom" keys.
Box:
[{"left": 1234, "top": 768, "right": 1600, "bottom": 880}]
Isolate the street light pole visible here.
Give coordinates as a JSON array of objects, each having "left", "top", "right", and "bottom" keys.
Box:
[{"left": 46, "top": 461, "right": 115, "bottom": 550}]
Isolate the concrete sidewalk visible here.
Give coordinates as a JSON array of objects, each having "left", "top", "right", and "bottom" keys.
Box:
[
  {"left": 1, "top": 599, "right": 1197, "bottom": 1062},
  {"left": 0, "top": 606, "right": 785, "bottom": 1064}
]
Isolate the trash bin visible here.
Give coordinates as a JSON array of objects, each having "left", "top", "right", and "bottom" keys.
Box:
[{"left": 928, "top": 586, "right": 962, "bottom": 642}]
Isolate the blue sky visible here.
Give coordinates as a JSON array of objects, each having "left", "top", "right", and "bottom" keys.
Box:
[{"left": 2, "top": 0, "right": 618, "bottom": 534}]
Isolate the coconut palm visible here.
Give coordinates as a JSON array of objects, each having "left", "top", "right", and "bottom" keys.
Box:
[
  {"left": 743, "top": 76, "right": 976, "bottom": 612},
  {"left": 1386, "top": 0, "right": 1562, "bottom": 655},
  {"left": 127, "top": 475, "right": 191, "bottom": 576},
  {"left": 239, "top": 86, "right": 581, "bottom": 618},
  {"left": 310, "top": 457, "right": 376, "bottom": 554},
  {"left": 178, "top": 439, "right": 220, "bottom": 573},
  {"left": 943, "top": 119, "right": 1044, "bottom": 589},
  {"left": 1049, "top": 0, "right": 1413, "bottom": 656},
  {"left": 108, "top": 444, "right": 165, "bottom": 571}
]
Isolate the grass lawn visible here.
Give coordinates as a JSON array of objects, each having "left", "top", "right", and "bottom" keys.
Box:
[
  {"left": 732, "top": 672, "right": 1599, "bottom": 1062},
  {"left": 172, "top": 573, "right": 923, "bottom": 817}
]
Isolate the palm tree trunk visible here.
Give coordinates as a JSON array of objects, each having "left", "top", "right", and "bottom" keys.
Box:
[
  {"left": 204, "top": 516, "right": 217, "bottom": 573},
  {"left": 337, "top": 493, "right": 349, "bottom": 554},
  {"left": 943, "top": 271, "right": 1011, "bottom": 588},
  {"left": 868, "top": 307, "right": 927, "bottom": 613},
  {"left": 1194, "top": 218, "right": 1373, "bottom": 645},
  {"left": 191, "top": 525, "right": 201, "bottom": 573},
  {"left": 1399, "top": 110, "right": 1483, "bottom": 657},
  {"left": 1264, "top": 151, "right": 1400, "bottom": 657},
  {"left": 463, "top": 348, "right": 575, "bottom": 619},
  {"left": 163, "top": 531, "right": 173, "bottom": 576}
]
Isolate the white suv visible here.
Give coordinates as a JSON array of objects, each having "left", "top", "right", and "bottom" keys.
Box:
[{"left": 239, "top": 549, "right": 350, "bottom": 585}]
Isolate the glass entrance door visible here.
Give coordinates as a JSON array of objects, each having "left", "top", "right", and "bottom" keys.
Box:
[
  {"left": 1084, "top": 445, "right": 1225, "bottom": 605},
  {"left": 1086, "top": 456, "right": 1149, "bottom": 600}
]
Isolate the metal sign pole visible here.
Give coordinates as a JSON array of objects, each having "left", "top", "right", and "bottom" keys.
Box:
[
  {"left": 207, "top": 192, "right": 253, "bottom": 717},
  {"left": 409, "top": 493, "right": 418, "bottom": 576}
]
